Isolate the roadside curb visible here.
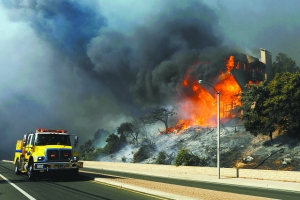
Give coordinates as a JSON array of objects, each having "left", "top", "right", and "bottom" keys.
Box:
[
  {"left": 84, "top": 165, "right": 300, "bottom": 193},
  {"left": 81, "top": 170, "right": 277, "bottom": 200},
  {"left": 94, "top": 177, "right": 196, "bottom": 200},
  {"left": 80, "top": 170, "right": 195, "bottom": 200}
]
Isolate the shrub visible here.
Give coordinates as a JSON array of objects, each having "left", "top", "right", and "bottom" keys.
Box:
[
  {"left": 78, "top": 139, "right": 104, "bottom": 161},
  {"left": 155, "top": 151, "right": 167, "bottom": 164},
  {"left": 102, "top": 134, "right": 122, "bottom": 154},
  {"left": 93, "top": 148, "right": 104, "bottom": 159},
  {"left": 133, "top": 145, "right": 151, "bottom": 163},
  {"left": 174, "top": 148, "right": 206, "bottom": 166}
]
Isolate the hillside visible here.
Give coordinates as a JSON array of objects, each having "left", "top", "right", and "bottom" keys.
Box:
[{"left": 97, "top": 122, "right": 300, "bottom": 171}]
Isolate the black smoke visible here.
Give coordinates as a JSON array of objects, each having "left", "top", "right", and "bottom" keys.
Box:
[
  {"left": 88, "top": 1, "right": 237, "bottom": 107},
  {"left": 0, "top": 0, "right": 238, "bottom": 160}
]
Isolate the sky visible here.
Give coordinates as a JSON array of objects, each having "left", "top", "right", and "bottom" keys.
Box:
[{"left": 1, "top": 0, "right": 300, "bottom": 160}]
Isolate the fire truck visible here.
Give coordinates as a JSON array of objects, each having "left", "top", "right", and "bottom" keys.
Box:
[{"left": 14, "top": 128, "right": 83, "bottom": 180}]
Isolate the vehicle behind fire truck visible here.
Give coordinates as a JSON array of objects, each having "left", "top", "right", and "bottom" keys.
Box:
[{"left": 14, "top": 128, "right": 83, "bottom": 180}]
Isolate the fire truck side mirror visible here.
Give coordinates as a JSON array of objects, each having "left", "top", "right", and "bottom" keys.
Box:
[{"left": 74, "top": 136, "right": 78, "bottom": 147}]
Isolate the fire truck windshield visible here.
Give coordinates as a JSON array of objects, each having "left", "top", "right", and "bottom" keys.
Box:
[{"left": 34, "top": 134, "right": 71, "bottom": 146}]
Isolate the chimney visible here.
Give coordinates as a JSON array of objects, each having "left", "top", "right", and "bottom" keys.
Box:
[{"left": 260, "top": 48, "right": 273, "bottom": 81}]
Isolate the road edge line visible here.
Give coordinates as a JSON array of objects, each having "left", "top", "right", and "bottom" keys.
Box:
[{"left": 0, "top": 174, "right": 36, "bottom": 200}]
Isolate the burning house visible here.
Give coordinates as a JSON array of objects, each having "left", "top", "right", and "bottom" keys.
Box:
[
  {"left": 173, "top": 48, "right": 273, "bottom": 133},
  {"left": 231, "top": 48, "right": 273, "bottom": 91}
]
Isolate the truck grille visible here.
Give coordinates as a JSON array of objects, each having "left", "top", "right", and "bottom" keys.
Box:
[{"left": 46, "top": 149, "right": 72, "bottom": 161}]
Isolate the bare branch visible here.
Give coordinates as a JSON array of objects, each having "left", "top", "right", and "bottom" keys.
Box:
[{"left": 140, "top": 107, "right": 177, "bottom": 134}]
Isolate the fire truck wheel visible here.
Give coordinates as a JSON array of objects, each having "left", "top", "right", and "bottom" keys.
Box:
[
  {"left": 15, "top": 159, "right": 20, "bottom": 175},
  {"left": 27, "top": 162, "right": 36, "bottom": 181}
]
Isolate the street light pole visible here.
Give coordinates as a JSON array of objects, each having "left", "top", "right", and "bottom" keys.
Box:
[
  {"left": 198, "top": 80, "right": 221, "bottom": 179},
  {"left": 217, "top": 91, "right": 220, "bottom": 179}
]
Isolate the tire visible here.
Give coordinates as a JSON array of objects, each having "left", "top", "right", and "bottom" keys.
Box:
[
  {"left": 15, "top": 159, "right": 20, "bottom": 175},
  {"left": 27, "top": 162, "right": 36, "bottom": 181}
]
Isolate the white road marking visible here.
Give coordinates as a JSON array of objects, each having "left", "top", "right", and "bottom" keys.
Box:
[
  {"left": 2, "top": 160, "right": 14, "bottom": 163},
  {"left": 0, "top": 174, "right": 36, "bottom": 200}
]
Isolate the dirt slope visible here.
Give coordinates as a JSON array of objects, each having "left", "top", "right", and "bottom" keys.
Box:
[{"left": 99, "top": 123, "right": 300, "bottom": 171}]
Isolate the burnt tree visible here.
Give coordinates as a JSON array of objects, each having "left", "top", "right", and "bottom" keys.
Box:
[{"left": 141, "top": 107, "right": 176, "bottom": 134}]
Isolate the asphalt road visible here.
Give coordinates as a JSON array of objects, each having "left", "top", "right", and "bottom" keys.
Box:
[
  {"left": 80, "top": 168, "right": 300, "bottom": 200},
  {"left": 0, "top": 161, "right": 164, "bottom": 200}
]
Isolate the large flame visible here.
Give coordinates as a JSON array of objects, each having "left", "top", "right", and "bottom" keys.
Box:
[{"left": 172, "top": 56, "right": 241, "bottom": 133}]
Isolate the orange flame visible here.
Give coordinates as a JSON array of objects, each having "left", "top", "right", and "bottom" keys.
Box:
[
  {"left": 171, "top": 56, "right": 241, "bottom": 134},
  {"left": 226, "top": 55, "right": 235, "bottom": 72}
]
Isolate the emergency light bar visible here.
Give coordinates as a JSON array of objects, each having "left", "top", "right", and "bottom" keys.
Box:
[{"left": 36, "top": 128, "right": 68, "bottom": 133}]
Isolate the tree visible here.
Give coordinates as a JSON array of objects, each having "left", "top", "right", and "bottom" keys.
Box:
[
  {"left": 117, "top": 120, "right": 145, "bottom": 145},
  {"left": 264, "top": 72, "right": 300, "bottom": 137},
  {"left": 239, "top": 72, "right": 300, "bottom": 141},
  {"left": 129, "top": 119, "right": 146, "bottom": 145},
  {"left": 140, "top": 107, "right": 176, "bottom": 134},
  {"left": 238, "top": 81, "right": 275, "bottom": 142},
  {"left": 117, "top": 122, "right": 133, "bottom": 144},
  {"left": 273, "top": 53, "right": 299, "bottom": 74},
  {"left": 79, "top": 139, "right": 96, "bottom": 160}
]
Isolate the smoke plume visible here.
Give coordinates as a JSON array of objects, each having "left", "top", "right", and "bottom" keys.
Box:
[{"left": 0, "top": 0, "right": 238, "bottom": 159}]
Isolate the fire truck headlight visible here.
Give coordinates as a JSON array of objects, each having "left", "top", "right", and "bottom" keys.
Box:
[
  {"left": 34, "top": 156, "right": 45, "bottom": 162},
  {"left": 73, "top": 156, "right": 78, "bottom": 161}
]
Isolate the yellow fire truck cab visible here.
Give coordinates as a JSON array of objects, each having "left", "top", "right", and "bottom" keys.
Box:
[{"left": 14, "top": 128, "right": 83, "bottom": 180}]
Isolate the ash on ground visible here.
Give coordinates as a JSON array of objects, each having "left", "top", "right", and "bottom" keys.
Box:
[{"left": 98, "top": 122, "right": 300, "bottom": 171}]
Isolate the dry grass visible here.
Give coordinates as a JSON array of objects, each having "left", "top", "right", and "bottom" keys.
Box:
[
  {"left": 228, "top": 128, "right": 300, "bottom": 171},
  {"left": 257, "top": 166, "right": 272, "bottom": 170},
  {"left": 233, "top": 161, "right": 247, "bottom": 168},
  {"left": 232, "top": 160, "right": 257, "bottom": 169},
  {"left": 272, "top": 159, "right": 281, "bottom": 165},
  {"left": 279, "top": 165, "right": 294, "bottom": 171}
]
